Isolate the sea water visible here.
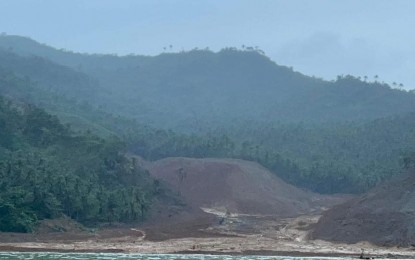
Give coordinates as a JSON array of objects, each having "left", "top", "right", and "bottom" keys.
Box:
[
  {"left": 0, "top": 252, "right": 356, "bottom": 260},
  {"left": 0, "top": 252, "right": 362, "bottom": 260}
]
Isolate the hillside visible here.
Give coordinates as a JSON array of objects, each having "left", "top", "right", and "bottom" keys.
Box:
[
  {"left": 2, "top": 35, "right": 415, "bottom": 194},
  {"left": 311, "top": 163, "right": 415, "bottom": 246},
  {"left": 0, "top": 96, "right": 158, "bottom": 232},
  {"left": 146, "top": 157, "right": 341, "bottom": 216},
  {"left": 219, "top": 114, "right": 415, "bottom": 193},
  {"left": 1, "top": 35, "right": 415, "bottom": 130},
  {"left": 0, "top": 49, "right": 99, "bottom": 99}
]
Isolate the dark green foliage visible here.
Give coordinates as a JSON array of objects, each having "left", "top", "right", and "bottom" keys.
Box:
[
  {"left": 1, "top": 35, "right": 415, "bottom": 197},
  {"left": 215, "top": 114, "right": 415, "bottom": 193},
  {"left": 0, "top": 202, "right": 37, "bottom": 232},
  {"left": 0, "top": 97, "right": 157, "bottom": 232}
]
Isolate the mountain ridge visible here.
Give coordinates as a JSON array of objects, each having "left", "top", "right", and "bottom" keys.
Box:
[{"left": 1, "top": 35, "right": 414, "bottom": 130}]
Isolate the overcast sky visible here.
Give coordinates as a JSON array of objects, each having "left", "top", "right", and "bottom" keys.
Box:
[{"left": 1, "top": 0, "right": 414, "bottom": 89}]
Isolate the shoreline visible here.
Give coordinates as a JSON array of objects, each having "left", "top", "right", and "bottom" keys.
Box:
[
  {"left": 0, "top": 248, "right": 411, "bottom": 259},
  {"left": 1, "top": 214, "right": 414, "bottom": 259},
  {"left": 0, "top": 247, "right": 392, "bottom": 259},
  {"left": 0, "top": 242, "right": 413, "bottom": 259}
]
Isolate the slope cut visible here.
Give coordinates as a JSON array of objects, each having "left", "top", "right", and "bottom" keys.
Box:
[
  {"left": 146, "top": 157, "right": 342, "bottom": 217},
  {"left": 311, "top": 171, "right": 415, "bottom": 246}
]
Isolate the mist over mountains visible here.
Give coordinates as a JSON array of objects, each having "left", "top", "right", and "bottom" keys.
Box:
[
  {"left": 1, "top": 34, "right": 415, "bottom": 197},
  {"left": 1, "top": 35, "right": 414, "bottom": 131}
]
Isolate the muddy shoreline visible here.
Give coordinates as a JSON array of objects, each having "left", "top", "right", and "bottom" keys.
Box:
[
  {"left": 0, "top": 246, "right": 411, "bottom": 259},
  {"left": 1, "top": 214, "right": 414, "bottom": 259}
]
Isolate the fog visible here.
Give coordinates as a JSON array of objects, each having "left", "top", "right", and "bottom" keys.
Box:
[{"left": 1, "top": 0, "right": 414, "bottom": 89}]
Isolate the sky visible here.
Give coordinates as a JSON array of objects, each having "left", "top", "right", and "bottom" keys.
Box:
[{"left": 0, "top": 0, "right": 414, "bottom": 89}]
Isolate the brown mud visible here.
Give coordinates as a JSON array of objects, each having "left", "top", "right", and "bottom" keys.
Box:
[
  {"left": 1, "top": 157, "right": 413, "bottom": 258},
  {"left": 0, "top": 213, "right": 414, "bottom": 258}
]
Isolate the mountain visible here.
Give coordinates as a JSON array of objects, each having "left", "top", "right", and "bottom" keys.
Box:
[
  {"left": 1, "top": 35, "right": 415, "bottom": 131},
  {"left": 311, "top": 163, "right": 415, "bottom": 246},
  {"left": 4, "top": 33, "right": 415, "bottom": 249},
  {"left": 2, "top": 35, "right": 415, "bottom": 194}
]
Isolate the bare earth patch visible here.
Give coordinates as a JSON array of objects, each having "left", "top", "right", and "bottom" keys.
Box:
[
  {"left": 0, "top": 213, "right": 414, "bottom": 258},
  {"left": 1, "top": 157, "right": 414, "bottom": 258}
]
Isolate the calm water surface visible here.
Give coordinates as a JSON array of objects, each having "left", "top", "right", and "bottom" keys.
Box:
[{"left": 0, "top": 252, "right": 354, "bottom": 260}]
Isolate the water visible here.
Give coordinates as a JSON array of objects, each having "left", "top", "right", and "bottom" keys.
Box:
[{"left": 0, "top": 252, "right": 354, "bottom": 260}]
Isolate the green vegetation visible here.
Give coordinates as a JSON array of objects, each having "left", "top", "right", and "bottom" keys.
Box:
[
  {"left": 218, "top": 116, "right": 415, "bottom": 193},
  {"left": 0, "top": 96, "right": 158, "bottom": 232},
  {"left": 1, "top": 35, "right": 415, "bottom": 224},
  {"left": 127, "top": 114, "right": 415, "bottom": 194}
]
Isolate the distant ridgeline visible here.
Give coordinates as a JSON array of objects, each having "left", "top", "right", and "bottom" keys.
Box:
[
  {"left": 0, "top": 96, "right": 158, "bottom": 232},
  {"left": 1, "top": 35, "right": 415, "bottom": 128},
  {"left": 1, "top": 34, "right": 415, "bottom": 196}
]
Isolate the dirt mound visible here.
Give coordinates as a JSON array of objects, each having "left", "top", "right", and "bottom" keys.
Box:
[
  {"left": 35, "top": 216, "right": 86, "bottom": 234},
  {"left": 146, "top": 157, "right": 341, "bottom": 217},
  {"left": 311, "top": 171, "right": 415, "bottom": 246}
]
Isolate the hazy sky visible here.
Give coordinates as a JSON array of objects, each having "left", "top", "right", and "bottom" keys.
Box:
[{"left": 1, "top": 0, "right": 414, "bottom": 89}]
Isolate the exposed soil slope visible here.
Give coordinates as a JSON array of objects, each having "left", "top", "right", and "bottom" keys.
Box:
[
  {"left": 146, "top": 157, "right": 343, "bottom": 217},
  {"left": 311, "top": 171, "right": 415, "bottom": 246}
]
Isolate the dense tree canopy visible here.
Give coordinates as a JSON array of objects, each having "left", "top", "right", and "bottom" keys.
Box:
[{"left": 0, "top": 97, "right": 158, "bottom": 232}]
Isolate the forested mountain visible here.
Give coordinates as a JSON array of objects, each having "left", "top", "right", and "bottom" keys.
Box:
[
  {"left": 0, "top": 95, "right": 158, "bottom": 232},
  {"left": 1, "top": 34, "right": 415, "bottom": 196},
  {"left": 1, "top": 35, "right": 414, "bottom": 130}
]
